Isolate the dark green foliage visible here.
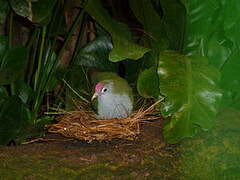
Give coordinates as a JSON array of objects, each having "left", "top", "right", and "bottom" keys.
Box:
[
  {"left": 0, "top": 43, "right": 28, "bottom": 84},
  {"left": 137, "top": 67, "right": 159, "bottom": 99},
  {"left": 182, "top": 0, "right": 240, "bottom": 109},
  {"left": 129, "top": 0, "right": 168, "bottom": 50},
  {"left": 13, "top": 80, "right": 34, "bottom": 104},
  {"left": 0, "top": 0, "right": 9, "bottom": 23},
  {"left": 158, "top": 52, "right": 222, "bottom": 143},
  {"left": 0, "top": 96, "right": 31, "bottom": 144},
  {"left": 0, "top": 0, "right": 238, "bottom": 144},
  {"left": 74, "top": 36, "right": 118, "bottom": 72},
  {"left": 85, "top": 0, "right": 150, "bottom": 61},
  {"left": 9, "top": 0, "right": 31, "bottom": 18},
  {"left": 9, "top": 0, "right": 58, "bottom": 25}
]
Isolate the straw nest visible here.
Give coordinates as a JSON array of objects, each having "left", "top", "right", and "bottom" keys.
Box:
[{"left": 46, "top": 100, "right": 162, "bottom": 142}]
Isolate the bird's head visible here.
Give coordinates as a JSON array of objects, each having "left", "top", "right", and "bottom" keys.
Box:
[{"left": 91, "top": 81, "right": 113, "bottom": 101}]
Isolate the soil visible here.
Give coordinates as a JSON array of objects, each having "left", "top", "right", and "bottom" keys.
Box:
[
  {"left": 0, "top": 119, "right": 179, "bottom": 179},
  {"left": 1, "top": 108, "right": 239, "bottom": 179}
]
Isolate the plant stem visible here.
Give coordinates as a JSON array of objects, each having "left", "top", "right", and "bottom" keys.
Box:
[
  {"left": 33, "top": 2, "right": 88, "bottom": 121},
  {"left": 34, "top": 26, "right": 47, "bottom": 91},
  {"left": 9, "top": 12, "right": 14, "bottom": 95},
  {"left": 33, "top": 26, "right": 47, "bottom": 122},
  {"left": 27, "top": 28, "right": 40, "bottom": 84},
  {"left": 8, "top": 12, "right": 13, "bottom": 48},
  {"left": 71, "top": 14, "right": 87, "bottom": 64},
  {"left": 62, "top": 79, "right": 89, "bottom": 103},
  {"left": 58, "top": 8, "right": 85, "bottom": 60}
]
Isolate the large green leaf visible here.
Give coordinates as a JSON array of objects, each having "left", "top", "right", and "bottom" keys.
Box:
[
  {"left": 160, "top": 0, "right": 186, "bottom": 51},
  {"left": 0, "top": 86, "right": 8, "bottom": 106},
  {"left": 9, "top": 0, "right": 57, "bottom": 25},
  {"left": 1, "top": 46, "right": 28, "bottom": 69},
  {"left": 129, "top": 0, "right": 168, "bottom": 50},
  {"left": 85, "top": 0, "right": 150, "bottom": 62},
  {"left": 216, "top": 0, "right": 240, "bottom": 109},
  {"left": 0, "top": 96, "right": 31, "bottom": 145},
  {"left": 0, "top": 46, "right": 28, "bottom": 84},
  {"left": 0, "top": 36, "right": 8, "bottom": 62},
  {"left": 0, "top": 69, "right": 24, "bottom": 84},
  {"left": 0, "top": 0, "right": 10, "bottom": 23},
  {"left": 158, "top": 52, "right": 222, "bottom": 143},
  {"left": 74, "top": 36, "right": 118, "bottom": 72},
  {"left": 31, "top": 0, "right": 57, "bottom": 25},
  {"left": 13, "top": 80, "right": 34, "bottom": 104},
  {"left": 182, "top": 0, "right": 240, "bottom": 109},
  {"left": 9, "top": 0, "right": 31, "bottom": 18},
  {"left": 182, "top": 0, "right": 221, "bottom": 56},
  {"left": 137, "top": 66, "right": 159, "bottom": 99}
]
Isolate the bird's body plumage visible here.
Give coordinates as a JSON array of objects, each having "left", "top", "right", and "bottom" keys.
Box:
[{"left": 91, "top": 72, "right": 133, "bottom": 119}]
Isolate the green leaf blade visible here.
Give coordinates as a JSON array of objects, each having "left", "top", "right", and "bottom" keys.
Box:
[
  {"left": 137, "top": 66, "right": 159, "bottom": 99},
  {"left": 129, "top": 0, "right": 168, "bottom": 50},
  {"left": 0, "top": 46, "right": 28, "bottom": 84},
  {"left": 0, "top": 96, "right": 31, "bottom": 144},
  {"left": 85, "top": 0, "right": 150, "bottom": 62},
  {"left": 74, "top": 36, "right": 117, "bottom": 72},
  {"left": 0, "top": 0, "right": 10, "bottom": 23},
  {"left": 159, "top": 52, "right": 222, "bottom": 143}
]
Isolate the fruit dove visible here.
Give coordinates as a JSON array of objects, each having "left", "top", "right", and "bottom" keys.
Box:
[{"left": 91, "top": 72, "right": 133, "bottom": 119}]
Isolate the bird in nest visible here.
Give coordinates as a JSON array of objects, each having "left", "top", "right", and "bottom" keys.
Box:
[{"left": 91, "top": 72, "right": 134, "bottom": 119}]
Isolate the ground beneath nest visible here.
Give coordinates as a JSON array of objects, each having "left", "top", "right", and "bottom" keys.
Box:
[
  {"left": 0, "top": 108, "right": 240, "bottom": 180},
  {"left": 0, "top": 120, "right": 179, "bottom": 179}
]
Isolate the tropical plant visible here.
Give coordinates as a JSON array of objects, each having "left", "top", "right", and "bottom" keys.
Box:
[{"left": 1, "top": 0, "right": 239, "bottom": 145}]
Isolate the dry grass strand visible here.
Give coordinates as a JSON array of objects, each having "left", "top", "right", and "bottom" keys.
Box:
[{"left": 46, "top": 99, "right": 163, "bottom": 142}]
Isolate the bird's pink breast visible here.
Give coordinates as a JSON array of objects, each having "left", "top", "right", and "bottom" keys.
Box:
[{"left": 95, "top": 82, "right": 104, "bottom": 92}]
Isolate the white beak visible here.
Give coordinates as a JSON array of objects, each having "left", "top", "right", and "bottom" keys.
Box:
[{"left": 91, "top": 92, "right": 98, "bottom": 101}]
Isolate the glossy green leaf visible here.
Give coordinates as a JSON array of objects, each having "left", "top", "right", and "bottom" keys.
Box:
[
  {"left": 0, "top": 85, "right": 8, "bottom": 98},
  {"left": 129, "top": 0, "right": 168, "bottom": 50},
  {"left": 158, "top": 52, "right": 222, "bottom": 143},
  {"left": 0, "top": 46, "right": 28, "bottom": 84},
  {"left": 0, "top": 69, "right": 23, "bottom": 84},
  {"left": 159, "top": 0, "right": 186, "bottom": 51},
  {"left": 74, "top": 36, "right": 118, "bottom": 72},
  {"left": 0, "top": 86, "right": 8, "bottom": 106},
  {"left": 0, "top": 0, "right": 10, "bottom": 23},
  {"left": 9, "top": 0, "right": 31, "bottom": 18},
  {"left": 182, "top": 0, "right": 220, "bottom": 56},
  {"left": 31, "top": 0, "right": 57, "bottom": 25},
  {"left": 182, "top": 0, "right": 240, "bottom": 109},
  {"left": 0, "top": 96, "right": 31, "bottom": 145},
  {"left": 9, "top": 0, "right": 57, "bottom": 25},
  {"left": 0, "top": 47, "right": 28, "bottom": 84},
  {"left": 220, "top": 50, "right": 240, "bottom": 108},
  {"left": 85, "top": 0, "right": 150, "bottom": 62},
  {"left": 0, "top": 36, "right": 8, "bottom": 62},
  {"left": 137, "top": 66, "right": 159, "bottom": 99},
  {"left": 1, "top": 46, "right": 28, "bottom": 69},
  {"left": 217, "top": 1, "right": 240, "bottom": 109},
  {"left": 13, "top": 80, "right": 34, "bottom": 104}
]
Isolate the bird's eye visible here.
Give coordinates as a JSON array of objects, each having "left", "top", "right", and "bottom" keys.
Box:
[{"left": 102, "top": 88, "right": 107, "bottom": 93}]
